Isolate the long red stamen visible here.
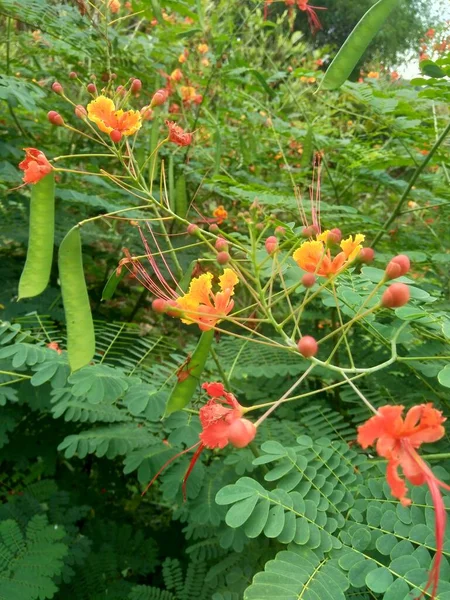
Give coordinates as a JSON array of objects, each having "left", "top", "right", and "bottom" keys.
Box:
[
  {"left": 141, "top": 441, "right": 201, "bottom": 497},
  {"left": 182, "top": 443, "right": 205, "bottom": 501},
  {"left": 145, "top": 223, "right": 184, "bottom": 295},
  {"left": 138, "top": 226, "right": 179, "bottom": 299}
]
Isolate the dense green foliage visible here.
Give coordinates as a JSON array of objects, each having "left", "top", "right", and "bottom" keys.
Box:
[{"left": 1, "top": 1, "right": 450, "bottom": 599}]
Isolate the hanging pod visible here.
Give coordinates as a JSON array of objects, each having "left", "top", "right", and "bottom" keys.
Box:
[
  {"left": 319, "top": 0, "right": 401, "bottom": 91},
  {"left": 58, "top": 226, "right": 95, "bottom": 371},
  {"left": 164, "top": 329, "right": 214, "bottom": 418},
  {"left": 18, "top": 173, "right": 55, "bottom": 299}
]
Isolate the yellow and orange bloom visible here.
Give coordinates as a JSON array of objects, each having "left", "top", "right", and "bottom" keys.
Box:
[
  {"left": 180, "top": 85, "right": 197, "bottom": 103},
  {"left": 166, "top": 120, "right": 193, "bottom": 146},
  {"left": 197, "top": 43, "right": 209, "bottom": 54},
  {"left": 367, "top": 71, "right": 379, "bottom": 79},
  {"left": 170, "top": 68, "right": 183, "bottom": 82},
  {"left": 293, "top": 232, "right": 364, "bottom": 277},
  {"left": 213, "top": 205, "right": 228, "bottom": 224},
  {"left": 108, "top": 0, "right": 121, "bottom": 13},
  {"left": 176, "top": 269, "right": 239, "bottom": 331},
  {"left": 87, "top": 95, "right": 141, "bottom": 139}
]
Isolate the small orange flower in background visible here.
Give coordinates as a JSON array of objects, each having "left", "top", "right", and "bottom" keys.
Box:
[
  {"left": 293, "top": 232, "right": 364, "bottom": 277},
  {"left": 166, "top": 120, "right": 193, "bottom": 146},
  {"left": 367, "top": 71, "right": 379, "bottom": 79},
  {"left": 87, "top": 95, "right": 142, "bottom": 140},
  {"left": 108, "top": 0, "right": 121, "bottom": 13},
  {"left": 170, "top": 68, "right": 183, "bottom": 82},
  {"left": 358, "top": 404, "right": 450, "bottom": 600},
  {"left": 426, "top": 28, "right": 436, "bottom": 39},
  {"left": 213, "top": 205, "right": 228, "bottom": 224},
  {"left": 201, "top": 58, "right": 210, "bottom": 67},
  {"left": 176, "top": 269, "right": 239, "bottom": 331},
  {"left": 390, "top": 70, "right": 400, "bottom": 81},
  {"left": 180, "top": 85, "right": 196, "bottom": 103},
  {"left": 198, "top": 43, "right": 209, "bottom": 54},
  {"left": 19, "top": 148, "right": 53, "bottom": 184}
]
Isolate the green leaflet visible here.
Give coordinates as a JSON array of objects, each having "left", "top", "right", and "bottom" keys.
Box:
[
  {"left": 300, "top": 125, "right": 314, "bottom": 168},
  {"left": 101, "top": 267, "right": 127, "bottom": 301},
  {"left": 319, "top": 0, "right": 401, "bottom": 91},
  {"left": 175, "top": 174, "right": 188, "bottom": 218},
  {"left": 164, "top": 329, "right": 214, "bottom": 418},
  {"left": 58, "top": 226, "right": 95, "bottom": 371},
  {"left": 18, "top": 173, "right": 55, "bottom": 299}
]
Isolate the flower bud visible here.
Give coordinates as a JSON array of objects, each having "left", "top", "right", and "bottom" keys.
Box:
[
  {"left": 51, "top": 81, "right": 63, "bottom": 94},
  {"left": 87, "top": 82, "right": 97, "bottom": 94},
  {"left": 75, "top": 104, "right": 87, "bottom": 119},
  {"left": 275, "top": 226, "right": 286, "bottom": 237},
  {"left": 297, "top": 335, "right": 318, "bottom": 357},
  {"left": 216, "top": 251, "right": 230, "bottom": 265},
  {"left": 169, "top": 103, "right": 181, "bottom": 114},
  {"left": 150, "top": 88, "right": 169, "bottom": 108},
  {"left": 265, "top": 236, "right": 278, "bottom": 255},
  {"left": 301, "top": 273, "right": 316, "bottom": 288},
  {"left": 152, "top": 298, "right": 168, "bottom": 313},
  {"left": 69, "top": 71, "right": 77, "bottom": 79},
  {"left": 215, "top": 237, "right": 228, "bottom": 251},
  {"left": 228, "top": 419, "right": 257, "bottom": 448},
  {"left": 327, "top": 228, "right": 342, "bottom": 244},
  {"left": 302, "top": 225, "right": 319, "bottom": 238},
  {"left": 187, "top": 223, "right": 199, "bottom": 236},
  {"left": 381, "top": 283, "right": 410, "bottom": 308},
  {"left": 385, "top": 254, "right": 410, "bottom": 280},
  {"left": 140, "top": 105, "right": 153, "bottom": 120},
  {"left": 209, "top": 223, "right": 219, "bottom": 233},
  {"left": 110, "top": 129, "right": 122, "bottom": 143},
  {"left": 359, "top": 247, "right": 375, "bottom": 264},
  {"left": 193, "top": 93, "right": 203, "bottom": 104},
  {"left": 47, "top": 110, "right": 64, "bottom": 126},
  {"left": 255, "top": 222, "right": 264, "bottom": 231},
  {"left": 131, "top": 78, "right": 142, "bottom": 94},
  {"left": 116, "top": 85, "right": 126, "bottom": 97}
]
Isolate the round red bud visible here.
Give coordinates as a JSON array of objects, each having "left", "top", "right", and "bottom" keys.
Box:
[
  {"left": 47, "top": 110, "right": 64, "bottom": 126},
  {"left": 359, "top": 247, "right": 375, "bottom": 264},
  {"left": 265, "top": 236, "right": 278, "bottom": 255},
  {"left": 116, "top": 85, "right": 126, "bottom": 97},
  {"left": 150, "top": 88, "right": 169, "bottom": 108},
  {"left": 69, "top": 71, "right": 77, "bottom": 79},
  {"left": 110, "top": 129, "right": 122, "bottom": 143},
  {"left": 216, "top": 251, "right": 230, "bottom": 265},
  {"left": 209, "top": 223, "right": 219, "bottom": 233},
  {"left": 74, "top": 104, "right": 87, "bottom": 119},
  {"left": 386, "top": 254, "right": 410, "bottom": 279},
  {"left": 275, "top": 226, "right": 286, "bottom": 237},
  {"left": 215, "top": 237, "right": 228, "bottom": 251},
  {"left": 301, "top": 273, "right": 316, "bottom": 288},
  {"left": 302, "top": 225, "right": 319, "bottom": 238},
  {"left": 86, "top": 83, "right": 97, "bottom": 94},
  {"left": 227, "top": 419, "right": 257, "bottom": 448},
  {"left": 297, "top": 335, "right": 318, "bottom": 358},
  {"left": 152, "top": 298, "right": 168, "bottom": 313},
  {"left": 52, "top": 81, "right": 63, "bottom": 94},
  {"left": 131, "top": 78, "right": 142, "bottom": 94},
  {"left": 381, "top": 283, "right": 410, "bottom": 308},
  {"left": 187, "top": 223, "right": 199, "bottom": 236},
  {"left": 327, "top": 228, "right": 342, "bottom": 244}
]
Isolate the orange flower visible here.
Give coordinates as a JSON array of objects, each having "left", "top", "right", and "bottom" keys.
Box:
[
  {"left": 367, "top": 71, "right": 379, "bottom": 79},
  {"left": 358, "top": 404, "right": 449, "bottom": 600},
  {"left": 166, "top": 120, "right": 193, "bottom": 146},
  {"left": 293, "top": 232, "right": 364, "bottom": 277},
  {"left": 108, "top": 0, "right": 121, "bottom": 13},
  {"left": 170, "top": 68, "right": 183, "bottom": 82},
  {"left": 197, "top": 43, "right": 209, "bottom": 54},
  {"left": 213, "top": 205, "right": 228, "bottom": 224},
  {"left": 180, "top": 85, "right": 197, "bottom": 103},
  {"left": 87, "top": 95, "right": 141, "bottom": 138},
  {"left": 19, "top": 148, "right": 53, "bottom": 184},
  {"left": 176, "top": 269, "right": 239, "bottom": 331}
]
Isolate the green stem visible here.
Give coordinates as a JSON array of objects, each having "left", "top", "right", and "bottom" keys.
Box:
[{"left": 371, "top": 120, "right": 450, "bottom": 248}]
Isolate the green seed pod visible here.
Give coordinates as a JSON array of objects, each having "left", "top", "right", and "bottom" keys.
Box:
[
  {"left": 319, "top": 0, "right": 400, "bottom": 90},
  {"left": 18, "top": 174, "right": 55, "bottom": 299},
  {"left": 58, "top": 226, "right": 95, "bottom": 371},
  {"left": 164, "top": 329, "right": 214, "bottom": 418}
]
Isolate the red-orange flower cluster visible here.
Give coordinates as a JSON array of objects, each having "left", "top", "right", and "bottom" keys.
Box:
[
  {"left": 358, "top": 404, "right": 449, "bottom": 600},
  {"left": 19, "top": 148, "right": 53, "bottom": 184}
]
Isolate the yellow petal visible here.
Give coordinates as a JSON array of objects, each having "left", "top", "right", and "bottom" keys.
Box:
[
  {"left": 87, "top": 96, "right": 116, "bottom": 133},
  {"left": 219, "top": 269, "right": 238, "bottom": 295},
  {"left": 184, "top": 272, "right": 213, "bottom": 305},
  {"left": 316, "top": 230, "right": 330, "bottom": 243},
  {"left": 340, "top": 234, "right": 365, "bottom": 261}
]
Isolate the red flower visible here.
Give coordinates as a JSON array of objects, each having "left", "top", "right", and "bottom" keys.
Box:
[
  {"left": 141, "top": 382, "right": 256, "bottom": 500},
  {"left": 19, "top": 148, "right": 52, "bottom": 184},
  {"left": 297, "top": 0, "right": 325, "bottom": 34},
  {"left": 166, "top": 120, "right": 193, "bottom": 146},
  {"left": 358, "top": 404, "right": 450, "bottom": 600}
]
